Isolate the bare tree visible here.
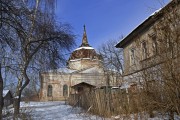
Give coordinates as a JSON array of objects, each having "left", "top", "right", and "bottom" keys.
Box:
[
  {"left": 135, "top": 1, "right": 180, "bottom": 119},
  {"left": 0, "top": 0, "right": 75, "bottom": 118},
  {"left": 0, "top": 0, "right": 23, "bottom": 117},
  {"left": 152, "top": 1, "right": 180, "bottom": 117},
  {"left": 98, "top": 39, "right": 124, "bottom": 86}
]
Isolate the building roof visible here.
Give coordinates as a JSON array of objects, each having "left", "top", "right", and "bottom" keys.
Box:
[
  {"left": 79, "top": 66, "right": 100, "bottom": 73},
  {"left": 3, "top": 90, "right": 11, "bottom": 97},
  {"left": 115, "top": 0, "right": 177, "bottom": 48},
  {"left": 46, "top": 66, "right": 102, "bottom": 74},
  {"left": 48, "top": 67, "right": 77, "bottom": 73},
  {"left": 71, "top": 82, "right": 96, "bottom": 88}
]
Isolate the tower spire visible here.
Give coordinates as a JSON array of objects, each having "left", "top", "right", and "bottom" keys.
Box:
[{"left": 81, "top": 24, "right": 90, "bottom": 47}]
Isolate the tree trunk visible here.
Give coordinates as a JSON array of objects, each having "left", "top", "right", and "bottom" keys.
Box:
[
  {"left": 0, "top": 63, "right": 4, "bottom": 119},
  {"left": 0, "top": 82, "right": 3, "bottom": 119},
  {"left": 14, "top": 77, "right": 22, "bottom": 117},
  {"left": 169, "top": 110, "right": 174, "bottom": 120},
  {"left": 14, "top": 69, "right": 29, "bottom": 117},
  {"left": 13, "top": 90, "right": 21, "bottom": 117}
]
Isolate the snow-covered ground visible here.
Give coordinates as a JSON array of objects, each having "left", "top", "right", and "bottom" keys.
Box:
[
  {"left": 3, "top": 101, "right": 180, "bottom": 120},
  {"left": 20, "top": 101, "right": 104, "bottom": 120},
  {"left": 20, "top": 101, "right": 180, "bottom": 120}
]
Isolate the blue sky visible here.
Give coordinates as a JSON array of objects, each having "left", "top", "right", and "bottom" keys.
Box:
[{"left": 55, "top": 0, "right": 170, "bottom": 50}]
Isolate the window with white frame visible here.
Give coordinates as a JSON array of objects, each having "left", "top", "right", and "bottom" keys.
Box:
[
  {"left": 129, "top": 48, "right": 135, "bottom": 65},
  {"left": 142, "top": 41, "right": 148, "bottom": 60},
  {"left": 166, "top": 39, "right": 172, "bottom": 50},
  {"left": 152, "top": 36, "right": 158, "bottom": 55}
]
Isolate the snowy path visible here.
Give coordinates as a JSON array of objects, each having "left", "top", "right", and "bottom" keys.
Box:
[{"left": 20, "top": 101, "right": 103, "bottom": 120}]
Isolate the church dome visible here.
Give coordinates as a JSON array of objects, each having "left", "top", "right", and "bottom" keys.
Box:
[
  {"left": 68, "top": 25, "right": 102, "bottom": 70},
  {"left": 69, "top": 47, "right": 101, "bottom": 60},
  {"left": 69, "top": 25, "right": 101, "bottom": 61}
]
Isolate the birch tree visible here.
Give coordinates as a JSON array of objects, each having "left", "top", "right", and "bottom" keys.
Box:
[{"left": 0, "top": 0, "right": 75, "bottom": 118}]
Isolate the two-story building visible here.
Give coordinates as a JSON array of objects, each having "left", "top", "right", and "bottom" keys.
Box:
[{"left": 116, "top": 0, "right": 180, "bottom": 86}]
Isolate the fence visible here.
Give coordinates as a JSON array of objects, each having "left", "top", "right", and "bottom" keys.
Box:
[{"left": 68, "top": 88, "right": 141, "bottom": 118}]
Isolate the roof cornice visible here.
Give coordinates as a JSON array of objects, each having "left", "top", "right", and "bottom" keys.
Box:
[{"left": 115, "top": 0, "right": 179, "bottom": 48}]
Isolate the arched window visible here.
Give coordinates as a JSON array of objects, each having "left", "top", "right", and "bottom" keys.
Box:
[
  {"left": 63, "top": 84, "right": 68, "bottom": 97},
  {"left": 47, "top": 85, "right": 52, "bottom": 97}
]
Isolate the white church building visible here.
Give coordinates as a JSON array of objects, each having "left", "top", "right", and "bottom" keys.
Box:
[{"left": 40, "top": 26, "right": 107, "bottom": 101}]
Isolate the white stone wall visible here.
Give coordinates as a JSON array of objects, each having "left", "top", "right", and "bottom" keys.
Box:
[
  {"left": 68, "top": 59, "right": 101, "bottom": 70},
  {"left": 40, "top": 67, "right": 106, "bottom": 101}
]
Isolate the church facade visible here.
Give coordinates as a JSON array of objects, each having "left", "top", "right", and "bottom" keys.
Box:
[{"left": 40, "top": 26, "right": 106, "bottom": 101}]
